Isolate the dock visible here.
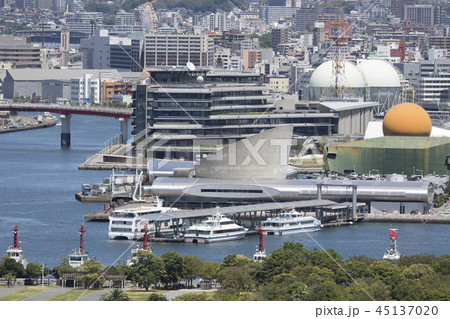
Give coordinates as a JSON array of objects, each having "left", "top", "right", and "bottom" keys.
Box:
[
  {"left": 78, "top": 144, "right": 147, "bottom": 171},
  {"left": 75, "top": 192, "right": 112, "bottom": 202},
  {"left": 84, "top": 210, "right": 109, "bottom": 221},
  {"left": 363, "top": 213, "right": 450, "bottom": 224}
]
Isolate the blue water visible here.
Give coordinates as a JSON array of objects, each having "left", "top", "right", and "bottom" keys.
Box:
[{"left": 0, "top": 115, "right": 449, "bottom": 268}]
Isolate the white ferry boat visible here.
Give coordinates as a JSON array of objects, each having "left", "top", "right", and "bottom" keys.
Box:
[
  {"left": 261, "top": 210, "right": 321, "bottom": 235},
  {"left": 184, "top": 212, "right": 248, "bottom": 243},
  {"left": 6, "top": 225, "right": 28, "bottom": 268},
  {"left": 108, "top": 200, "right": 180, "bottom": 240}
]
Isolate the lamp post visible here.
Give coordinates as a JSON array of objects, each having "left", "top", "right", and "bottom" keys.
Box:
[
  {"left": 41, "top": 264, "right": 45, "bottom": 287},
  {"left": 413, "top": 166, "right": 415, "bottom": 175}
]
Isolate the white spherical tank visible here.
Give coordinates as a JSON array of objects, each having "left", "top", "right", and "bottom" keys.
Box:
[{"left": 309, "top": 60, "right": 366, "bottom": 100}]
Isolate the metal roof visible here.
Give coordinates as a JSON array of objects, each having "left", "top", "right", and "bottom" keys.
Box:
[
  {"left": 141, "top": 199, "right": 337, "bottom": 222},
  {"left": 6, "top": 69, "right": 124, "bottom": 81}
]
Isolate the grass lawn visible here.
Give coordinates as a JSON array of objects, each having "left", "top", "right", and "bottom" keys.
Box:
[
  {"left": 47, "top": 289, "right": 96, "bottom": 301},
  {"left": 0, "top": 286, "right": 51, "bottom": 301}
]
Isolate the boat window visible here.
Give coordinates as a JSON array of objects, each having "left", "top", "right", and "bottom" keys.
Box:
[{"left": 200, "top": 189, "right": 263, "bottom": 193}]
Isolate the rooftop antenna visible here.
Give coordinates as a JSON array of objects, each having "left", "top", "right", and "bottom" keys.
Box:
[
  {"left": 186, "top": 62, "right": 196, "bottom": 71},
  {"left": 320, "top": 15, "right": 356, "bottom": 99}
]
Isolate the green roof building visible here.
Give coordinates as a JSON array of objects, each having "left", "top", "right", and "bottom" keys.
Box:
[{"left": 325, "top": 136, "right": 450, "bottom": 175}]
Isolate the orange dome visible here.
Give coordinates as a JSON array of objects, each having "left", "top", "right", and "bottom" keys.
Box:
[{"left": 383, "top": 103, "right": 432, "bottom": 136}]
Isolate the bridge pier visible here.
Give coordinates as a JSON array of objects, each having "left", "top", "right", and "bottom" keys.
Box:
[
  {"left": 119, "top": 118, "right": 129, "bottom": 144},
  {"left": 60, "top": 114, "right": 71, "bottom": 147}
]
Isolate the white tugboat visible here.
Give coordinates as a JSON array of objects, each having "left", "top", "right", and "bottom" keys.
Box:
[
  {"left": 127, "top": 224, "right": 153, "bottom": 266},
  {"left": 252, "top": 228, "right": 267, "bottom": 262},
  {"left": 69, "top": 225, "right": 89, "bottom": 267},
  {"left": 383, "top": 227, "right": 401, "bottom": 261},
  {"left": 6, "top": 225, "right": 28, "bottom": 268}
]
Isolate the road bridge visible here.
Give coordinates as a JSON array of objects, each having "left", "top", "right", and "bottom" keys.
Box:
[{"left": 0, "top": 102, "right": 133, "bottom": 146}]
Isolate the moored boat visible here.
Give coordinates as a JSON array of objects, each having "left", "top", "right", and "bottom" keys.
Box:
[
  {"left": 261, "top": 210, "right": 321, "bottom": 235},
  {"left": 184, "top": 210, "right": 248, "bottom": 244},
  {"left": 6, "top": 225, "right": 28, "bottom": 268},
  {"left": 383, "top": 227, "right": 401, "bottom": 261}
]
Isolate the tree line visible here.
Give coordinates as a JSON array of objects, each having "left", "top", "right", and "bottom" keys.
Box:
[{"left": 1, "top": 242, "right": 449, "bottom": 301}]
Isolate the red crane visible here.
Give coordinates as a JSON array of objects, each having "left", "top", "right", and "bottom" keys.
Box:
[
  {"left": 79, "top": 224, "right": 86, "bottom": 254},
  {"left": 11, "top": 225, "right": 22, "bottom": 249}
]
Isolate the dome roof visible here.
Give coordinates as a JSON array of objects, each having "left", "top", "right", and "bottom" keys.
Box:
[
  {"left": 309, "top": 60, "right": 365, "bottom": 88},
  {"left": 383, "top": 103, "right": 432, "bottom": 137},
  {"left": 357, "top": 60, "right": 402, "bottom": 87}
]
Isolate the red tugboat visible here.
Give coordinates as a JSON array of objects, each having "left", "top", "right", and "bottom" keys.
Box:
[
  {"left": 252, "top": 228, "right": 267, "bottom": 262},
  {"left": 69, "top": 224, "right": 89, "bottom": 267},
  {"left": 6, "top": 225, "right": 28, "bottom": 267},
  {"left": 127, "top": 224, "right": 152, "bottom": 266},
  {"left": 383, "top": 227, "right": 401, "bottom": 261}
]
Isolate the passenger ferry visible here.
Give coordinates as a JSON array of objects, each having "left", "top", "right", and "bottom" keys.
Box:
[
  {"left": 6, "top": 225, "right": 28, "bottom": 268},
  {"left": 184, "top": 212, "right": 248, "bottom": 243},
  {"left": 261, "top": 210, "right": 321, "bottom": 235},
  {"left": 108, "top": 200, "right": 181, "bottom": 240}
]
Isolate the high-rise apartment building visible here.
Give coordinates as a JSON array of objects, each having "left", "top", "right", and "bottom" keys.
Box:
[
  {"left": 143, "top": 34, "right": 214, "bottom": 68},
  {"left": 0, "top": 35, "right": 41, "bottom": 69},
  {"left": 390, "top": 0, "right": 415, "bottom": 19},
  {"left": 404, "top": 5, "right": 436, "bottom": 27}
]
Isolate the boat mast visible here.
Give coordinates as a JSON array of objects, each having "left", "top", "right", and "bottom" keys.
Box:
[
  {"left": 142, "top": 224, "right": 149, "bottom": 250},
  {"left": 258, "top": 228, "right": 264, "bottom": 253},
  {"left": 11, "top": 225, "right": 22, "bottom": 249},
  {"left": 389, "top": 227, "right": 398, "bottom": 253},
  {"left": 79, "top": 224, "right": 86, "bottom": 254}
]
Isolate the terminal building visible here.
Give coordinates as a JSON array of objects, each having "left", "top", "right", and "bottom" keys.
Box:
[
  {"left": 132, "top": 67, "right": 377, "bottom": 160},
  {"left": 145, "top": 126, "right": 435, "bottom": 216}
]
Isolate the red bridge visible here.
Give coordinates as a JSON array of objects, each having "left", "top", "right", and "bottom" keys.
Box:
[{"left": 0, "top": 102, "right": 133, "bottom": 146}]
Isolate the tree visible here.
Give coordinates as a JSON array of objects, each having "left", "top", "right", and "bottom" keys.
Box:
[
  {"left": 3, "top": 273, "right": 16, "bottom": 287},
  {"left": 161, "top": 252, "right": 183, "bottom": 288},
  {"left": 216, "top": 266, "right": 255, "bottom": 292},
  {"left": 258, "top": 242, "right": 311, "bottom": 282},
  {"left": 219, "top": 254, "right": 251, "bottom": 269},
  {"left": 401, "top": 264, "right": 436, "bottom": 280},
  {"left": 182, "top": 256, "right": 203, "bottom": 288},
  {"left": 26, "top": 262, "right": 44, "bottom": 280},
  {"left": 200, "top": 261, "right": 218, "bottom": 288},
  {"left": 391, "top": 279, "right": 427, "bottom": 301},
  {"left": 130, "top": 251, "right": 166, "bottom": 291},
  {"left": 100, "top": 288, "right": 130, "bottom": 301},
  {"left": 0, "top": 256, "right": 25, "bottom": 278},
  {"left": 79, "top": 259, "right": 106, "bottom": 289},
  {"left": 52, "top": 258, "right": 76, "bottom": 278}
]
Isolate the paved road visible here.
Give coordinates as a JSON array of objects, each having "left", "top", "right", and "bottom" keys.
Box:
[
  {"left": 22, "top": 287, "right": 74, "bottom": 301},
  {"left": 0, "top": 287, "right": 25, "bottom": 298},
  {"left": 77, "top": 289, "right": 111, "bottom": 301}
]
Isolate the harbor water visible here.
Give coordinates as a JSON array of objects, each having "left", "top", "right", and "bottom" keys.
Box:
[{"left": 0, "top": 115, "right": 449, "bottom": 268}]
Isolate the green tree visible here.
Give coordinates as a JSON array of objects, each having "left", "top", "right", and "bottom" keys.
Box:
[
  {"left": 161, "top": 252, "right": 183, "bottom": 288},
  {"left": 288, "top": 281, "right": 308, "bottom": 301},
  {"left": 219, "top": 254, "right": 251, "bottom": 269},
  {"left": 401, "top": 264, "right": 436, "bottom": 280},
  {"left": 25, "top": 262, "right": 44, "bottom": 280},
  {"left": 79, "top": 259, "right": 106, "bottom": 289},
  {"left": 130, "top": 251, "right": 166, "bottom": 291},
  {"left": 3, "top": 273, "right": 16, "bottom": 287},
  {"left": 100, "top": 288, "right": 130, "bottom": 301},
  {"left": 216, "top": 266, "right": 255, "bottom": 292},
  {"left": 369, "top": 260, "right": 401, "bottom": 286},
  {"left": 258, "top": 242, "right": 311, "bottom": 282},
  {"left": 52, "top": 258, "right": 76, "bottom": 278},
  {"left": 432, "top": 255, "right": 450, "bottom": 275},
  {"left": 200, "top": 261, "right": 218, "bottom": 288},
  {"left": 391, "top": 279, "right": 427, "bottom": 301},
  {"left": 182, "top": 255, "right": 203, "bottom": 288},
  {"left": 0, "top": 256, "right": 25, "bottom": 278}
]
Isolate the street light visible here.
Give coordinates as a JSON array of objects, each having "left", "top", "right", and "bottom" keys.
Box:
[
  {"left": 41, "top": 264, "right": 45, "bottom": 287},
  {"left": 413, "top": 166, "right": 415, "bottom": 175}
]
